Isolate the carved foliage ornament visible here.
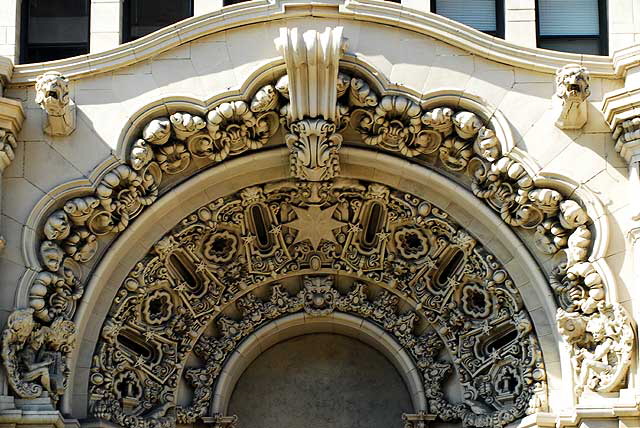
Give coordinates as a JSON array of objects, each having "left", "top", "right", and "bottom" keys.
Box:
[
  {"left": 5, "top": 63, "right": 629, "bottom": 407},
  {"left": 87, "top": 179, "right": 547, "bottom": 428}
]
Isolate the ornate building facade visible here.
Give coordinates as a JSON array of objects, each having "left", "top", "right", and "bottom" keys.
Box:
[{"left": 1, "top": 1, "right": 640, "bottom": 427}]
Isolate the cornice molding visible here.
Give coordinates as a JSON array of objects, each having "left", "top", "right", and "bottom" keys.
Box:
[
  {"left": 0, "top": 56, "right": 13, "bottom": 89},
  {"left": 0, "top": 97, "right": 25, "bottom": 136},
  {"left": 6, "top": 0, "right": 637, "bottom": 86}
]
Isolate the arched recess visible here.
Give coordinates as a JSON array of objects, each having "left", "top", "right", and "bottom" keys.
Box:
[
  {"left": 2, "top": 46, "right": 632, "bottom": 428},
  {"left": 84, "top": 169, "right": 549, "bottom": 428},
  {"left": 209, "top": 311, "right": 429, "bottom": 417},
  {"left": 56, "top": 147, "right": 558, "bottom": 425}
]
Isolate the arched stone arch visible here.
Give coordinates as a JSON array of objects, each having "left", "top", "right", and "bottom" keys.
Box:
[
  {"left": 209, "top": 311, "right": 429, "bottom": 417},
  {"left": 1, "top": 24, "right": 633, "bottom": 428}
]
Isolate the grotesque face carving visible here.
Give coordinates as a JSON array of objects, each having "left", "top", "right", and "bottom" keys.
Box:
[
  {"left": 43, "top": 210, "right": 71, "bottom": 241},
  {"left": 35, "top": 71, "right": 70, "bottom": 116},
  {"left": 555, "top": 64, "right": 590, "bottom": 102},
  {"left": 40, "top": 240, "right": 64, "bottom": 272}
]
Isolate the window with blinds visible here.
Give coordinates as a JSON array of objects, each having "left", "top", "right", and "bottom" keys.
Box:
[
  {"left": 123, "top": 0, "right": 193, "bottom": 43},
  {"left": 21, "top": 0, "right": 90, "bottom": 63},
  {"left": 537, "top": 0, "right": 608, "bottom": 55},
  {"left": 432, "top": 0, "right": 504, "bottom": 38}
]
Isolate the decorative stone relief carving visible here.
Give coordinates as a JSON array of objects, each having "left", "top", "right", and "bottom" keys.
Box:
[
  {"left": 3, "top": 50, "right": 632, "bottom": 410},
  {"left": 35, "top": 71, "right": 76, "bottom": 137},
  {"left": 1, "top": 309, "right": 76, "bottom": 406},
  {"left": 275, "top": 27, "right": 348, "bottom": 180},
  {"left": 552, "top": 64, "right": 590, "bottom": 130},
  {"left": 87, "top": 179, "right": 547, "bottom": 428},
  {"left": 557, "top": 302, "right": 634, "bottom": 397}
]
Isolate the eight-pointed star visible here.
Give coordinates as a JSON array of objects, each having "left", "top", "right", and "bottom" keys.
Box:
[{"left": 287, "top": 204, "right": 345, "bottom": 249}]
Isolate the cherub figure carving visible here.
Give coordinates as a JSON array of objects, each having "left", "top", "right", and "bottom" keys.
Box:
[
  {"left": 35, "top": 71, "right": 76, "bottom": 136},
  {"left": 553, "top": 64, "right": 590, "bottom": 129},
  {"left": 557, "top": 303, "right": 633, "bottom": 397},
  {"left": 1, "top": 309, "right": 76, "bottom": 404}
]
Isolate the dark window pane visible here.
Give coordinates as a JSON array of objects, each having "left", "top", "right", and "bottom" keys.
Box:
[
  {"left": 25, "top": 45, "right": 89, "bottom": 63},
  {"left": 538, "top": 0, "right": 599, "bottom": 36},
  {"left": 125, "top": 0, "right": 193, "bottom": 41},
  {"left": 539, "top": 38, "right": 601, "bottom": 55},
  {"left": 435, "top": 0, "right": 497, "bottom": 32},
  {"left": 536, "top": 0, "right": 606, "bottom": 55},
  {"left": 22, "top": 0, "right": 90, "bottom": 63}
]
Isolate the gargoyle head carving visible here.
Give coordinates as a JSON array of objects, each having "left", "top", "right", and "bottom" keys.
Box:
[
  {"left": 35, "top": 71, "right": 70, "bottom": 116},
  {"left": 555, "top": 64, "right": 590, "bottom": 103}
]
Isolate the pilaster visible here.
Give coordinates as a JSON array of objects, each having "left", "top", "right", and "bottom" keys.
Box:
[
  {"left": 90, "top": 0, "right": 122, "bottom": 53},
  {"left": 505, "top": 0, "right": 537, "bottom": 48},
  {"left": 0, "top": 56, "right": 23, "bottom": 252}
]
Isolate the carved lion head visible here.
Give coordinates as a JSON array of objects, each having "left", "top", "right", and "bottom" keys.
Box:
[
  {"left": 35, "top": 71, "right": 70, "bottom": 116},
  {"left": 555, "top": 64, "right": 590, "bottom": 102}
]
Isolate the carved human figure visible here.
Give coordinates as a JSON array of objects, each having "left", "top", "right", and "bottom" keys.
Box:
[
  {"left": 2, "top": 309, "right": 76, "bottom": 403},
  {"left": 553, "top": 64, "right": 590, "bottom": 130},
  {"left": 35, "top": 71, "right": 76, "bottom": 136}
]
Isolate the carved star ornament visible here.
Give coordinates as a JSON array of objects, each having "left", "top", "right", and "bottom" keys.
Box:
[{"left": 287, "top": 204, "right": 345, "bottom": 249}]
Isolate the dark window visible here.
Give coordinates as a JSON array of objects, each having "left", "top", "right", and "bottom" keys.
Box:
[
  {"left": 20, "top": 0, "right": 90, "bottom": 64},
  {"left": 536, "top": 0, "right": 608, "bottom": 55},
  {"left": 431, "top": 0, "right": 505, "bottom": 38},
  {"left": 123, "top": 0, "right": 193, "bottom": 43}
]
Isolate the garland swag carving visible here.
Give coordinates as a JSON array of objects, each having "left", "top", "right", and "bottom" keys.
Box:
[
  {"left": 89, "top": 181, "right": 546, "bottom": 428},
  {"left": 1, "top": 26, "right": 632, "bottom": 423}
]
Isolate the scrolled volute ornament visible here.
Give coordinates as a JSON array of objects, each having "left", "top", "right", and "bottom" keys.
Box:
[
  {"left": 206, "top": 100, "right": 279, "bottom": 160},
  {"left": 142, "top": 117, "right": 171, "bottom": 145},
  {"left": 170, "top": 112, "right": 206, "bottom": 140},
  {"left": 94, "top": 164, "right": 160, "bottom": 234}
]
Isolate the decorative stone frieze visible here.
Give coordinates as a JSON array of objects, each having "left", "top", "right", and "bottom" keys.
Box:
[
  {"left": 87, "top": 179, "right": 548, "bottom": 428},
  {"left": 552, "top": 64, "right": 590, "bottom": 130},
  {"left": 34, "top": 71, "right": 75, "bottom": 137},
  {"left": 2, "top": 32, "right": 633, "bottom": 416}
]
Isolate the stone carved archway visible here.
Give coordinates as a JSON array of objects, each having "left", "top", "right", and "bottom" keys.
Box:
[
  {"left": 210, "top": 311, "right": 429, "bottom": 417},
  {"left": 0, "top": 25, "right": 633, "bottom": 428},
  {"left": 87, "top": 178, "right": 547, "bottom": 428}
]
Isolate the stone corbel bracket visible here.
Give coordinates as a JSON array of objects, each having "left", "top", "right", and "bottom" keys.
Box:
[
  {"left": 275, "top": 26, "right": 347, "bottom": 181},
  {"left": 602, "top": 82, "right": 640, "bottom": 221},
  {"left": 553, "top": 64, "right": 590, "bottom": 130},
  {"left": 35, "top": 71, "right": 75, "bottom": 137}
]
